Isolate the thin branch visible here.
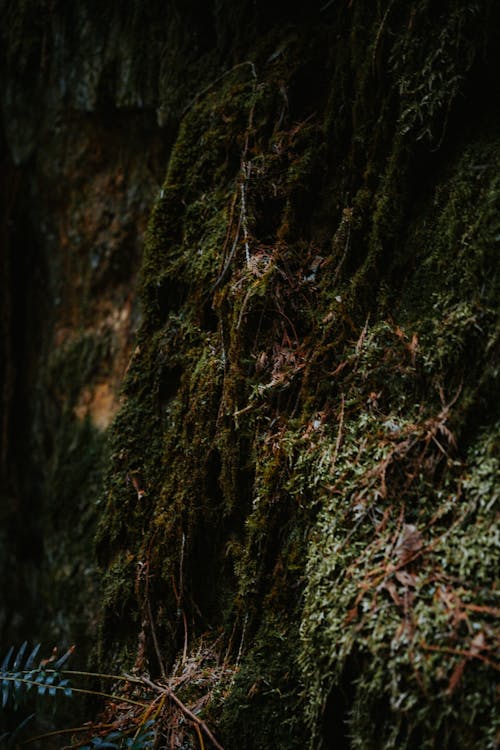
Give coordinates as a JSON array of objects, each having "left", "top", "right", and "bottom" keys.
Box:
[
  {"left": 0, "top": 675, "right": 148, "bottom": 707},
  {"left": 331, "top": 208, "right": 353, "bottom": 288},
  {"left": 210, "top": 207, "right": 243, "bottom": 293},
  {"left": 211, "top": 100, "right": 256, "bottom": 293},
  {"left": 182, "top": 610, "right": 189, "bottom": 665},
  {"left": 240, "top": 161, "right": 252, "bottom": 267},
  {"left": 235, "top": 613, "right": 248, "bottom": 670},
  {"left": 139, "top": 677, "right": 225, "bottom": 750},
  {"left": 194, "top": 722, "right": 206, "bottom": 750},
  {"left": 146, "top": 596, "right": 167, "bottom": 682},
  {"left": 331, "top": 392, "right": 345, "bottom": 471},
  {"left": 420, "top": 642, "right": 500, "bottom": 672},
  {"left": 53, "top": 669, "right": 144, "bottom": 685}
]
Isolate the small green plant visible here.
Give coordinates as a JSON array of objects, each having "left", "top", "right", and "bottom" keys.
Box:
[
  {"left": 0, "top": 639, "right": 227, "bottom": 749},
  {"left": 0, "top": 642, "right": 74, "bottom": 747},
  {"left": 1, "top": 642, "right": 73, "bottom": 710},
  {"left": 80, "top": 721, "right": 156, "bottom": 750},
  {"left": 0, "top": 643, "right": 155, "bottom": 748}
]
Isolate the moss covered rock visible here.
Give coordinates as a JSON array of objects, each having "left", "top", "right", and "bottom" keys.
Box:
[{"left": 1, "top": 0, "right": 498, "bottom": 747}]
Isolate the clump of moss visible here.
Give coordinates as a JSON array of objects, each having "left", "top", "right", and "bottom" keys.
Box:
[{"left": 299, "top": 132, "right": 499, "bottom": 748}]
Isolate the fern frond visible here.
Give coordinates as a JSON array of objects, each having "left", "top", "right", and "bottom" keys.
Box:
[
  {"left": 80, "top": 720, "right": 155, "bottom": 750},
  {"left": 0, "top": 712, "right": 35, "bottom": 748},
  {"left": 0, "top": 643, "right": 74, "bottom": 709}
]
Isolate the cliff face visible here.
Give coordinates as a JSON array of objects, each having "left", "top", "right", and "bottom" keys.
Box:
[{"left": 1, "top": 2, "right": 499, "bottom": 748}]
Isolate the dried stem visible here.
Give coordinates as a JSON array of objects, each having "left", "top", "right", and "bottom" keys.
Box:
[
  {"left": 331, "top": 392, "right": 345, "bottom": 471},
  {"left": 139, "top": 677, "right": 225, "bottom": 750}
]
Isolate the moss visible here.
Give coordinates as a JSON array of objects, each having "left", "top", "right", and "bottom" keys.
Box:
[
  {"left": 91, "top": 2, "right": 499, "bottom": 747},
  {"left": 299, "top": 131, "right": 499, "bottom": 749},
  {"left": 220, "top": 614, "right": 307, "bottom": 749}
]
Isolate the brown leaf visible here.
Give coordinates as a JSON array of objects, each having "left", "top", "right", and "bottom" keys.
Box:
[
  {"left": 395, "top": 570, "right": 417, "bottom": 588},
  {"left": 470, "top": 632, "right": 487, "bottom": 655},
  {"left": 408, "top": 333, "right": 418, "bottom": 365},
  {"left": 395, "top": 524, "right": 423, "bottom": 565}
]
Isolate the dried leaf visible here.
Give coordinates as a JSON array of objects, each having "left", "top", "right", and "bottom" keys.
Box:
[
  {"left": 395, "top": 570, "right": 417, "bottom": 588},
  {"left": 470, "top": 632, "right": 487, "bottom": 655},
  {"left": 395, "top": 524, "right": 423, "bottom": 565}
]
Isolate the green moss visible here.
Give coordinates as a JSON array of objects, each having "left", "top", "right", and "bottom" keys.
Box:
[
  {"left": 298, "top": 131, "right": 499, "bottom": 748},
  {"left": 93, "top": 3, "right": 499, "bottom": 747},
  {"left": 300, "top": 417, "right": 498, "bottom": 749},
  {"left": 220, "top": 615, "right": 307, "bottom": 749}
]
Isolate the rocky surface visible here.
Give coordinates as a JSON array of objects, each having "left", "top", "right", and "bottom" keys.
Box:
[{"left": 1, "top": 1, "right": 498, "bottom": 748}]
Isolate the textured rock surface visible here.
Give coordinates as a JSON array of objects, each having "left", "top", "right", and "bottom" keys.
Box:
[{"left": 1, "top": 1, "right": 499, "bottom": 747}]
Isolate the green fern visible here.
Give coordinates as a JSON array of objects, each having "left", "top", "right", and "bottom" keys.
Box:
[
  {"left": 0, "top": 641, "right": 73, "bottom": 710},
  {"left": 80, "top": 721, "right": 156, "bottom": 749},
  {"left": 0, "top": 644, "right": 157, "bottom": 748},
  {"left": 0, "top": 712, "right": 35, "bottom": 748},
  {"left": 0, "top": 643, "right": 224, "bottom": 749}
]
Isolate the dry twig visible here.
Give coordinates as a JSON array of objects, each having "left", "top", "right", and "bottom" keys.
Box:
[{"left": 139, "top": 677, "right": 225, "bottom": 750}]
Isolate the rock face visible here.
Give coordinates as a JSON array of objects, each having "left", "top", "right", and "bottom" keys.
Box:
[{"left": 1, "top": 1, "right": 499, "bottom": 748}]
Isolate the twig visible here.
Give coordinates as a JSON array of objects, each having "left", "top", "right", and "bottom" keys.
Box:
[
  {"left": 146, "top": 597, "right": 167, "bottom": 682},
  {"left": 179, "top": 533, "right": 186, "bottom": 604},
  {"left": 139, "top": 677, "right": 225, "bottom": 750},
  {"left": 355, "top": 314, "right": 370, "bottom": 355},
  {"left": 211, "top": 101, "right": 255, "bottom": 293},
  {"left": 420, "top": 642, "right": 500, "bottom": 672},
  {"left": 235, "top": 613, "right": 248, "bottom": 671},
  {"left": 331, "top": 393, "right": 345, "bottom": 471},
  {"left": 223, "top": 619, "right": 238, "bottom": 668},
  {"left": 182, "top": 610, "right": 189, "bottom": 664},
  {"left": 55, "top": 669, "right": 144, "bottom": 685},
  {"left": 138, "top": 559, "right": 167, "bottom": 681},
  {"left": 236, "top": 283, "right": 255, "bottom": 330},
  {"left": 194, "top": 722, "right": 206, "bottom": 750},
  {"left": 331, "top": 207, "right": 353, "bottom": 288},
  {"left": 210, "top": 194, "right": 244, "bottom": 293},
  {"left": 240, "top": 161, "right": 252, "bottom": 267},
  {"left": 233, "top": 403, "right": 256, "bottom": 420},
  {"left": 215, "top": 189, "right": 239, "bottom": 277},
  {"left": 21, "top": 725, "right": 104, "bottom": 746},
  {"left": 0, "top": 675, "right": 148, "bottom": 708},
  {"left": 175, "top": 532, "right": 189, "bottom": 665}
]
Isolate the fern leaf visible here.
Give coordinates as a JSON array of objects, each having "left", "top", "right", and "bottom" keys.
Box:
[
  {"left": 37, "top": 678, "right": 48, "bottom": 696},
  {"left": 0, "top": 712, "right": 35, "bottom": 748},
  {"left": 2, "top": 680, "right": 10, "bottom": 708},
  {"left": 0, "top": 643, "right": 74, "bottom": 708},
  {"left": 80, "top": 723, "right": 155, "bottom": 750},
  {"left": 60, "top": 678, "right": 73, "bottom": 697},
  {"left": 13, "top": 641, "right": 28, "bottom": 671},
  {"left": 25, "top": 643, "right": 41, "bottom": 670},
  {"left": 53, "top": 644, "right": 76, "bottom": 670},
  {"left": 1, "top": 646, "right": 14, "bottom": 672},
  {"left": 81, "top": 737, "right": 120, "bottom": 748}
]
